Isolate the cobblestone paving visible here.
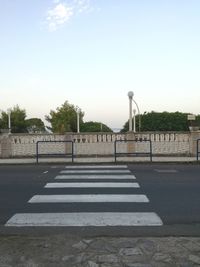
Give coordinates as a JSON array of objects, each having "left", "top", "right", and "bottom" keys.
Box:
[{"left": 0, "top": 235, "right": 200, "bottom": 267}]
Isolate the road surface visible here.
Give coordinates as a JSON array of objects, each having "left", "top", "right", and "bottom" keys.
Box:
[{"left": 0, "top": 163, "right": 200, "bottom": 236}]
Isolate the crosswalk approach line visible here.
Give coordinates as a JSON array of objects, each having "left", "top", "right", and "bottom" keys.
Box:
[
  {"left": 61, "top": 170, "right": 131, "bottom": 174},
  {"left": 44, "top": 182, "right": 140, "bottom": 188},
  {"left": 65, "top": 165, "right": 128, "bottom": 169},
  {"left": 55, "top": 174, "right": 136, "bottom": 179},
  {"left": 5, "top": 212, "right": 163, "bottom": 227},
  {"left": 28, "top": 194, "right": 149, "bottom": 203}
]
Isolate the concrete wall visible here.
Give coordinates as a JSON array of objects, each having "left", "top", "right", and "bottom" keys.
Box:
[{"left": 0, "top": 131, "right": 200, "bottom": 158}]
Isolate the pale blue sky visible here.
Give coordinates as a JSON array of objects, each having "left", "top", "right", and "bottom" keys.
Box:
[{"left": 1, "top": 0, "right": 200, "bottom": 129}]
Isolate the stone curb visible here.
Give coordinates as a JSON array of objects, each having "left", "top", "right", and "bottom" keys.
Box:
[{"left": 0, "top": 157, "right": 198, "bottom": 165}]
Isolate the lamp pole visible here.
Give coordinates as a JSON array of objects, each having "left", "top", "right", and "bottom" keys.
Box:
[
  {"left": 7, "top": 108, "right": 11, "bottom": 134},
  {"left": 76, "top": 108, "right": 81, "bottom": 133},
  {"left": 127, "top": 91, "right": 134, "bottom": 131},
  {"left": 127, "top": 91, "right": 141, "bottom": 132},
  {"left": 133, "top": 109, "right": 136, "bottom": 132}
]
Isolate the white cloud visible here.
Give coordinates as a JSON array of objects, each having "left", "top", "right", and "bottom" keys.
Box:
[
  {"left": 45, "top": 0, "right": 92, "bottom": 31},
  {"left": 46, "top": 2, "right": 73, "bottom": 31},
  {"left": 74, "top": 0, "right": 91, "bottom": 13}
]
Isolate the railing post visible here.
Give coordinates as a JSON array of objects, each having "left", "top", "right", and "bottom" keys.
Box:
[
  {"left": 36, "top": 141, "right": 39, "bottom": 164},
  {"left": 114, "top": 140, "right": 117, "bottom": 163},
  {"left": 150, "top": 140, "right": 153, "bottom": 162},
  {"left": 72, "top": 141, "right": 74, "bottom": 163}
]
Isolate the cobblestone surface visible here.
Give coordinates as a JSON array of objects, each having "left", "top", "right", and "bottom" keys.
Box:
[{"left": 0, "top": 235, "right": 200, "bottom": 267}]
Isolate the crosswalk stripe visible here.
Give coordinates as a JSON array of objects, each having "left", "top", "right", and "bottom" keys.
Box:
[
  {"left": 5, "top": 164, "right": 164, "bottom": 228},
  {"left": 65, "top": 165, "right": 128, "bottom": 169},
  {"left": 45, "top": 182, "right": 140, "bottom": 188},
  {"left": 28, "top": 194, "right": 149, "bottom": 203},
  {"left": 5, "top": 212, "right": 163, "bottom": 226},
  {"left": 55, "top": 174, "right": 136, "bottom": 179},
  {"left": 61, "top": 170, "right": 131, "bottom": 174}
]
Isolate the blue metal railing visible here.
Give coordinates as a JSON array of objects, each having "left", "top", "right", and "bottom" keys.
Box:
[
  {"left": 36, "top": 140, "right": 74, "bottom": 163},
  {"left": 114, "top": 139, "right": 152, "bottom": 162}
]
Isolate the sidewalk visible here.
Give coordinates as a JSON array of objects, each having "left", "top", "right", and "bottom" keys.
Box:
[
  {"left": 0, "top": 156, "right": 198, "bottom": 164},
  {"left": 0, "top": 234, "right": 200, "bottom": 266}
]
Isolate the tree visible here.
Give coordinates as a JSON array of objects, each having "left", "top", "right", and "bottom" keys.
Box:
[
  {"left": 121, "top": 111, "right": 190, "bottom": 132},
  {"left": 26, "top": 118, "right": 46, "bottom": 133},
  {"left": 0, "top": 105, "right": 27, "bottom": 133},
  {"left": 45, "top": 101, "right": 84, "bottom": 133},
  {"left": 81, "top": 121, "right": 113, "bottom": 132},
  {"left": 196, "top": 115, "right": 200, "bottom": 126}
]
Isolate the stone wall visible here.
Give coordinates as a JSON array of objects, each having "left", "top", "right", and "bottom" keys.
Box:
[{"left": 0, "top": 131, "right": 200, "bottom": 158}]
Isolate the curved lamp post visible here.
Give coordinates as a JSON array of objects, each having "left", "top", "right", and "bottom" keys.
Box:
[
  {"left": 127, "top": 91, "right": 141, "bottom": 132},
  {"left": 133, "top": 109, "right": 136, "bottom": 133}
]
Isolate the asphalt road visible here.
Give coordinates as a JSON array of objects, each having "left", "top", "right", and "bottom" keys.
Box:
[{"left": 0, "top": 163, "right": 200, "bottom": 236}]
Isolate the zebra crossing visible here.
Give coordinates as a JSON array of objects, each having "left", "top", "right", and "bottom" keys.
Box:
[{"left": 5, "top": 165, "right": 163, "bottom": 227}]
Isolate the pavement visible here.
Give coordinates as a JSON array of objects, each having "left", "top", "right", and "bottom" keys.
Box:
[
  {"left": 0, "top": 157, "right": 200, "bottom": 267},
  {"left": 0, "top": 156, "right": 198, "bottom": 164},
  {"left": 0, "top": 234, "right": 200, "bottom": 267}
]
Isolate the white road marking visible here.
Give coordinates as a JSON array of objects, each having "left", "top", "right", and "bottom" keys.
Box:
[
  {"left": 61, "top": 170, "right": 131, "bottom": 174},
  {"left": 55, "top": 174, "right": 136, "bottom": 179},
  {"left": 5, "top": 212, "right": 163, "bottom": 226},
  {"left": 44, "top": 182, "right": 140, "bottom": 188},
  {"left": 43, "top": 171, "right": 48, "bottom": 174},
  {"left": 65, "top": 165, "right": 128, "bottom": 169},
  {"left": 28, "top": 194, "right": 149, "bottom": 203},
  {"left": 155, "top": 169, "right": 178, "bottom": 173}
]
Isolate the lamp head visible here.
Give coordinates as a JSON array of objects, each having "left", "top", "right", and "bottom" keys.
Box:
[{"left": 128, "top": 91, "right": 134, "bottom": 98}]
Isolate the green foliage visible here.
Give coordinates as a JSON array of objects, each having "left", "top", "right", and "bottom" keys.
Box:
[
  {"left": 196, "top": 115, "right": 200, "bottom": 125},
  {"left": 0, "top": 105, "right": 27, "bottom": 133},
  {"left": 0, "top": 106, "right": 46, "bottom": 133},
  {"left": 45, "top": 101, "right": 84, "bottom": 133},
  {"left": 121, "top": 111, "right": 191, "bottom": 132},
  {"left": 26, "top": 118, "right": 46, "bottom": 133},
  {"left": 81, "top": 121, "right": 113, "bottom": 132}
]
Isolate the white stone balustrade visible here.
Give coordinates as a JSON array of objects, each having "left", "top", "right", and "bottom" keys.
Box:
[{"left": 0, "top": 131, "right": 199, "bottom": 158}]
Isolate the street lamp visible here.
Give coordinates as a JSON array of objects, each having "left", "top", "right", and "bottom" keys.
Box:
[
  {"left": 133, "top": 109, "right": 136, "bottom": 133},
  {"left": 127, "top": 91, "right": 141, "bottom": 132},
  {"left": 128, "top": 91, "right": 134, "bottom": 131},
  {"left": 132, "top": 98, "right": 141, "bottom": 132},
  {"left": 7, "top": 108, "right": 11, "bottom": 134},
  {"left": 76, "top": 108, "right": 81, "bottom": 133}
]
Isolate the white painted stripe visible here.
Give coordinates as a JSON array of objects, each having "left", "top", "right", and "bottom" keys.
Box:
[
  {"left": 155, "top": 169, "right": 178, "bottom": 173},
  {"left": 28, "top": 194, "right": 149, "bottom": 203},
  {"left": 65, "top": 165, "right": 128, "bottom": 169},
  {"left": 43, "top": 171, "right": 48, "bottom": 174},
  {"left": 5, "top": 212, "right": 163, "bottom": 226},
  {"left": 55, "top": 175, "right": 136, "bottom": 179},
  {"left": 61, "top": 170, "right": 131, "bottom": 174},
  {"left": 45, "top": 182, "right": 140, "bottom": 188}
]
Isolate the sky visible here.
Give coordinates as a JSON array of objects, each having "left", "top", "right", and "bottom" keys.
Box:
[{"left": 1, "top": 0, "right": 200, "bottom": 130}]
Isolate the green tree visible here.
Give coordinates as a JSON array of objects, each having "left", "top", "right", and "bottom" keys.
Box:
[
  {"left": 0, "top": 105, "right": 27, "bottom": 133},
  {"left": 121, "top": 111, "right": 190, "bottom": 132},
  {"left": 81, "top": 121, "right": 113, "bottom": 132},
  {"left": 26, "top": 118, "right": 46, "bottom": 133},
  {"left": 196, "top": 115, "right": 200, "bottom": 126},
  {"left": 45, "top": 101, "right": 84, "bottom": 133}
]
